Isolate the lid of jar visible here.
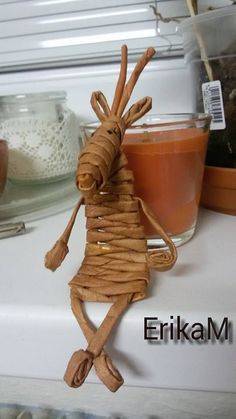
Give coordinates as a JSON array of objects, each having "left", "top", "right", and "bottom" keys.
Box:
[{"left": 0, "top": 91, "right": 66, "bottom": 104}]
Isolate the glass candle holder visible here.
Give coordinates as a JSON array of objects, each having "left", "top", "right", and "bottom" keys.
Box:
[
  {"left": 81, "top": 114, "right": 211, "bottom": 247},
  {"left": 0, "top": 91, "right": 79, "bottom": 184}
]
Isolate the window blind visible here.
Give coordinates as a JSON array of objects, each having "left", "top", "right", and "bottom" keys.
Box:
[{"left": 0, "top": 0, "right": 232, "bottom": 72}]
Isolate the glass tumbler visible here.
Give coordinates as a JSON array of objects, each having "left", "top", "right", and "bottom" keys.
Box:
[{"left": 81, "top": 114, "right": 211, "bottom": 247}]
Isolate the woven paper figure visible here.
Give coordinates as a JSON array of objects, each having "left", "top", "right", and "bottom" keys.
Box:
[{"left": 45, "top": 45, "right": 177, "bottom": 392}]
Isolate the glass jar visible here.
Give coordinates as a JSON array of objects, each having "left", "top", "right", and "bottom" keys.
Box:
[{"left": 0, "top": 91, "right": 79, "bottom": 184}]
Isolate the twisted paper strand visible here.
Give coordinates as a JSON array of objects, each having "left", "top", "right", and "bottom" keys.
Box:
[{"left": 45, "top": 45, "right": 177, "bottom": 392}]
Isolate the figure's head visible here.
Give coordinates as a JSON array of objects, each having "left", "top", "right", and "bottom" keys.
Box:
[
  {"left": 76, "top": 45, "right": 156, "bottom": 197},
  {"left": 76, "top": 117, "right": 125, "bottom": 196}
]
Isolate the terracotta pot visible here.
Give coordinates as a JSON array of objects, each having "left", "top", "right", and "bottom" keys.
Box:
[
  {"left": 201, "top": 165, "right": 236, "bottom": 215},
  {"left": 0, "top": 139, "right": 8, "bottom": 194}
]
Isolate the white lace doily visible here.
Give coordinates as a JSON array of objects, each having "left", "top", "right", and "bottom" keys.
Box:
[{"left": 0, "top": 110, "right": 79, "bottom": 183}]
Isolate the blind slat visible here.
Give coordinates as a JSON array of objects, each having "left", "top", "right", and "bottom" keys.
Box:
[
  {"left": 0, "top": 37, "right": 183, "bottom": 72},
  {"left": 0, "top": 0, "right": 150, "bottom": 21},
  {"left": 0, "top": 4, "right": 154, "bottom": 37},
  {"left": 0, "top": 21, "right": 156, "bottom": 53}
]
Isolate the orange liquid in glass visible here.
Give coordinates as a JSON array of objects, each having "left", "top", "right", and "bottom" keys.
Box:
[{"left": 123, "top": 128, "right": 208, "bottom": 237}]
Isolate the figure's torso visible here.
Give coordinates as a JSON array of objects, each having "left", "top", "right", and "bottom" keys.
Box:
[{"left": 69, "top": 150, "right": 149, "bottom": 303}]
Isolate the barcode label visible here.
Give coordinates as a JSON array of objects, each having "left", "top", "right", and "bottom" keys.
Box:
[{"left": 202, "top": 80, "right": 225, "bottom": 130}]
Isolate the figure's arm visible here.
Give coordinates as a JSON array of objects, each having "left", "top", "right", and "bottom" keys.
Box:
[
  {"left": 137, "top": 197, "right": 177, "bottom": 271},
  {"left": 45, "top": 196, "right": 84, "bottom": 271}
]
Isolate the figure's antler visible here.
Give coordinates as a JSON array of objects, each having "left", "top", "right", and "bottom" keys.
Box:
[
  {"left": 123, "top": 96, "right": 152, "bottom": 127},
  {"left": 111, "top": 44, "right": 128, "bottom": 115},
  {"left": 117, "top": 47, "right": 155, "bottom": 117},
  {"left": 90, "top": 45, "right": 155, "bottom": 124},
  {"left": 90, "top": 91, "right": 111, "bottom": 121}
]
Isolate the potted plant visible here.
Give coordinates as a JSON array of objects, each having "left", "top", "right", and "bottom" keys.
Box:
[{"left": 181, "top": 3, "right": 236, "bottom": 215}]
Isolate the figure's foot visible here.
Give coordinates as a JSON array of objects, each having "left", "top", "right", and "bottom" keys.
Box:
[
  {"left": 94, "top": 353, "right": 123, "bottom": 392},
  {"left": 64, "top": 349, "right": 93, "bottom": 388}
]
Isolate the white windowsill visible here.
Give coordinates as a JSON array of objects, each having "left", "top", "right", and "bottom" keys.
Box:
[{"left": 0, "top": 207, "right": 235, "bottom": 393}]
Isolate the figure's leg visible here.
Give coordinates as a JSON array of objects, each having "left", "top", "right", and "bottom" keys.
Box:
[{"left": 64, "top": 289, "right": 131, "bottom": 392}]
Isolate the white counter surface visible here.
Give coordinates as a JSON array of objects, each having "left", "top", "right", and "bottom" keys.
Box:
[{"left": 0, "top": 206, "right": 235, "bottom": 393}]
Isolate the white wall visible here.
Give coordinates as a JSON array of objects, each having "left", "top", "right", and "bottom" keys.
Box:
[{"left": 0, "top": 58, "right": 194, "bottom": 122}]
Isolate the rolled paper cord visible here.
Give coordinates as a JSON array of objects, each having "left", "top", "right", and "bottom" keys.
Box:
[
  {"left": 67, "top": 290, "right": 124, "bottom": 392},
  {"left": 45, "top": 45, "right": 177, "bottom": 392},
  {"left": 45, "top": 197, "right": 84, "bottom": 271}
]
